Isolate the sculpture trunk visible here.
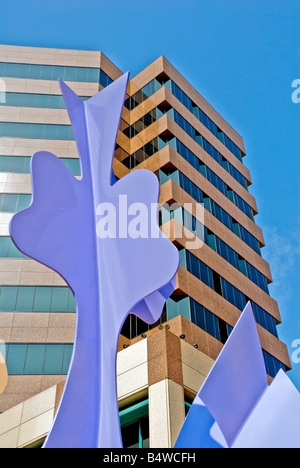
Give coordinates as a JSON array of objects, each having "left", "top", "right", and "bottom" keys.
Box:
[
  {"left": 10, "top": 75, "right": 179, "bottom": 448},
  {"left": 43, "top": 286, "right": 123, "bottom": 448}
]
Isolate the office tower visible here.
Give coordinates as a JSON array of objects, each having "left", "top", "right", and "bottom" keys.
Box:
[{"left": 0, "top": 45, "right": 291, "bottom": 448}]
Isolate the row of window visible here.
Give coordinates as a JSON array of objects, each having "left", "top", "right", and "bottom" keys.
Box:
[
  {"left": 5, "top": 343, "right": 73, "bottom": 375},
  {"left": 0, "top": 286, "right": 76, "bottom": 312},
  {"left": 158, "top": 168, "right": 260, "bottom": 254},
  {"left": 0, "top": 69, "right": 113, "bottom": 110},
  {"left": 167, "top": 295, "right": 232, "bottom": 343},
  {"left": 0, "top": 122, "right": 74, "bottom": 140},
  {"left": 123, "top": 106, "right": 248, "bottom": 190},
  {"left": 0, "top": 155, "right": 81, "bottom": 175},
  {"left": 0, "top": 248, "right": 272, "bottom": 336},
  {"left": 122, "top": 144, "right": 259, "bottom": 254},
  {"left": 0, "top": 92, "right": 89, "bottom": 109},
  {"left": 171, "top": 109, "right": 247, "bottom": 188},
  {"left": 0, "top": 193, "right": 31, "bottom": 212},
  {"left": 170, "top": 136, "right": 253, "bottom": 219},
  {"left": 123, "top": 136, "right": 254, "bottom": 221},
  {"left": 160, "top": 202, "right": 269, "bottom": 294},
  {"left": 121, "top": 293, "right": 280, "bottom": 375},
  {"left": 121, "top": 310, "right": 167, "bottom": 341},
  {"left": 0, "top": 62, "right": 101, "bottom": 82},
  {"left": 4, "top": 339, "right": 284, "bottom": 380},
  {"left": 121, "top": 294, "right": 230, "bottom": 344},
  {"left": 179, "top": 248, "right": 278, "bottom": 337},
  {"left": 124, "top": 76, "right": 244, "bottom": 162},
  {"left": 171, "top": 80, "right": 245, "bottom": 163},
  {"left": 0, "top": 237, "right": 28, "bottom": 259}
]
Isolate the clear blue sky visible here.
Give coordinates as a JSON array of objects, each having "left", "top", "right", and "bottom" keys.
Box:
[{"left": 1, "top": 0, "right": 300, "bottom": 390}]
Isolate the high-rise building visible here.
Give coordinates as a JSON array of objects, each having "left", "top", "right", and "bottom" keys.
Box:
[{"left": 0, "top": 45, "right": 291, "bottom": 448}]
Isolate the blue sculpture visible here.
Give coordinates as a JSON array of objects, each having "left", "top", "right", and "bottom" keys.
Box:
[
  {"left": 9, "top": 73, "right": 179, "bottom": 448},
  {"left": 9, "top": 71, "right": 299, "bottom": 449},
  {"left": 175, "top": 302, "right": 300, "bottom": 449}
]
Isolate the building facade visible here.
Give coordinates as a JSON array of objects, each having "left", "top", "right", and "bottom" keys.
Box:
[{"left": 0, "top": 45, "right": 291, "bottom": 448}]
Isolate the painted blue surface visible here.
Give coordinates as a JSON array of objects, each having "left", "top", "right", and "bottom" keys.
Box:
[{"left": 9, "top": 75, "right": 179, "bottom": 448}]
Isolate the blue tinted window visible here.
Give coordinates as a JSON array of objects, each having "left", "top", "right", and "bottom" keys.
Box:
[
  {"left": 0, "top": 193, "right": 18, "bottom": 212},
  {"left": 180, "top": 250, "right": 276, "bottom": 336},
  {"left": 0, "top": 92, "right": 87, "bottom": 109},
  {"left": 6, "top": 344, "right": 73, "bottom": 375},
  {"left": 0, "top": 236, "right": 10, "bottom": 256},
  {"left": 8, "top": 238, "right": 27, "bottom": 258},
  {"left": 0, "top": 194, "right": 31, "bottom": 212},
  {"left": 0, "top": 156, "right": 80, "bottom": 175},
  {"left": 16, "top": 287, "right": 35, "bottom": 312},
  {"left": 190, "top": 299, "right": 221, "bottom": 341},
  {"left": 44, "top": 345, "right": 64, "bottom": 374},
  {"left": 0, "top": 62, "right": 100, "bottom": 82},
  {"left": 68, "top": 291, "right": 76, "bottom": 312},
  {"left": 6, "top": 344, "right": 27, "bottom": 374},
  {"left": 0, "top": 122, "right": 74, "bottom": 140},
  {"left": 0, "top": 286, "right": 75, "bottom": 313},
  {"left": 263, "top": 350, "right": 285, "bottom": 378},
  {"left": 51, "top": 287, "right": 69, "bottom": 312},
  {"left": 253, "top": 303, "right": 278, "bottom": 337},
  {"left": 0, "top": 286, "right": 18, "bottom": 311},
  {"left": 125, "top": 136, "right": 259, "bottom": 251},
  {"left": 33, "top": 287, "right": 52, "bottom": 312},
  {"left": 24, "top": 344, "right": 46, "bottom": 374},
  {"left": 100, "top": 70, "right": 113, "bottom": 88},
  {"left": 62, "top": 345, "right": 73, "bottom": 374}
]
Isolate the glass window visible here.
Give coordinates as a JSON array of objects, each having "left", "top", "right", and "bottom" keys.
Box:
[
  {"left": 1, "top": 193, "right": 18, "bottom": 212},
  {"left": 0, "top": 62, "right": 101, "bottom": 82},
  {"left": 192, "top": 300, "right": 206, "bottom": 331},
  {"left": 199, "top": 261, "right": 214, "bottom": 289},
  {"left": 33, "top": 287, "right": 52, "bottom": 312},
  {"left": 16, "top": 286, "right": 35, "bottom": 312},
  {"left": 17, "top": 194, "right": 31, "bottom": 211},
  {"left": 178, "top": 296, "right": 191, "bottom": 320},
  {"left": 44, "top": 344, "right": 64, "bottom": 374},
  {"left": 179, "top": 248, "right": 186, "bottom": 269},
  {"left": 43, "top": 124, "right": 58, "bottom": 140},
  {"left": 68, "top": 291, "right": 76, "bottom": 312},
  {"left": 0, "top": 236, "right": 10, "bottom": 256},
  {"left": 8, "top": 239, "right": 26, "bottom": 258},
  {"left": 62, "top": 345, "right": 73, "bottom": 374},
  {"left": 5, "top": 344, "right": 73, "bottom": 375},
  {"left": 50, "top": 287, "right": 69, "bottom": 312},
  {"left": 6, "top": 344, "right": 27, "bottom": 374},
  {"left": 120, "top": 400, "right": 149, "bottom": 448},
  {"left": 189, "top": 252, "right": 200, "bottom": 278},
  {"left": 166, "top": 298, "right": 178, "bottom": 320},
  {"left": 122, "top": 421, "right": 139, "bottom": 448},
  {"left": 24, "top": 344, "right": 46, "bottom": 374},
  {"left": 0, "top": 286, "right": 18, "bottom": 311},
  {"left": 0, "top": 156, "right": 10, "bottom": 171},
  {"left": 205, "top": 309, "right": 219, "bottom": 340},
  {"left": 263, "top": 350, "right": 285, "bottom": 378},
  {"left": 10, "top": 156, "right": 26, "bottom": 173},
  {"left": 62, "top": 158, "right": 81, "bottom": 176}
]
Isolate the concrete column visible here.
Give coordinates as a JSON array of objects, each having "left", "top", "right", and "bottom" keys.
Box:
[{"left": 149, "top": 378, "right": 185, "bottom": 448}]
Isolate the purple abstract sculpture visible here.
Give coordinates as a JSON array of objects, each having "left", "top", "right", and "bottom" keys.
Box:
[
  {"left": 9, "top": 73, "right": 179, "bottom": 448},
  {"left": 175, "top": 302, "right": 300, "bottom": 449}
]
